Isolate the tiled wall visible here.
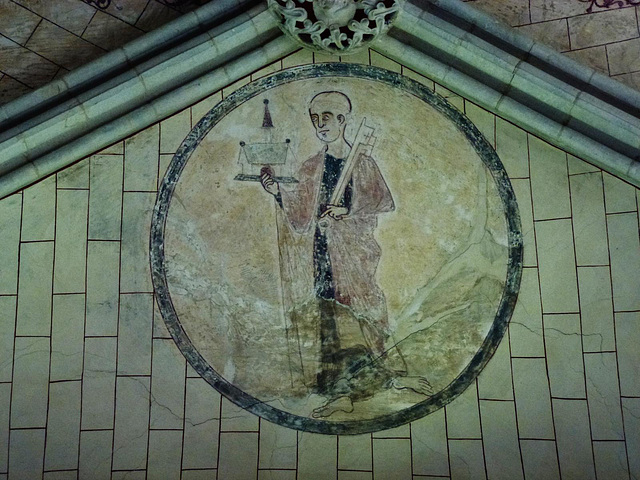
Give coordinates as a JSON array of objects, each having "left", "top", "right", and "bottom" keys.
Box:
[
  {"left": 465, "top": 0, "right": 640, "bottom": 89},
  {"left": 1, "top": 1, "right": 640, "bottom": 105},
  {"left": 0, "top": 0, "right": 204, "bottom": 104},
  {"left": 0, "top": 47, "right": 639, "bottom": 479}
]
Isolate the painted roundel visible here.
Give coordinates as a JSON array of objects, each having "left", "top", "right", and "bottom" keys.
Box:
[{"left": 150, "top": 63, "right": 522, "bottom": 434}]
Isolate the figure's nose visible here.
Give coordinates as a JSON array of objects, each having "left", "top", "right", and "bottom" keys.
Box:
[{"left": 318, "top": 120, "right": 325, "bottom": 128}]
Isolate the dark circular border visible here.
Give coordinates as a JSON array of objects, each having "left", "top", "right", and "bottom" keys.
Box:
[{"left": 150, "top": 63, "right": 523, "bottom": 435}]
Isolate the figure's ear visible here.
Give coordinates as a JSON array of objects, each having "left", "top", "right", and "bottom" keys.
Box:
[{"left": 337, "top": 114, "right": 346, "bottom": 124}]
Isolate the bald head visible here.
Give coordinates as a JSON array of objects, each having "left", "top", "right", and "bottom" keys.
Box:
[{"left": 309, "top": 91, "right": 352, "bottom": 144}]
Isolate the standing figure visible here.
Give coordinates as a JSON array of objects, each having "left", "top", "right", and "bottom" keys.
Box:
[{"left": 261, "top": 91, "right": 431, "bottom": 417}]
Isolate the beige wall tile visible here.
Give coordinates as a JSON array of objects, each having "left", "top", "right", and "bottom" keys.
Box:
[
  {"left": 509, "top": 268, "right": 544, "bottom": 356},
  {"left": 135, "top": 0, "right": 180, "bottom": 32},
  {"left": 0, "top": 36, "right": 58, "bottom": 89},
  {"left": 182, "top": 378, "right": 220, "bottom": 470},
  {"left": 615, "top": 312, "right": 640, "bottom": 397},
  {"left": 372, "top": 438, "right": 411, "bottom": 480},
  {"left": 552, "top": 399, "right": 596, "bottom": 480},
  {"left": 44, "top": 381, "right": 81, "bottom": 471},
  {"left": 150, "top": 339, "right": 185, "bottom": 429},
  {"left": 535, "top": 219, "right": 579, "bottom": 313},
  {"left": 124, "top": 125, "right": 159, "bottom": 192},
  {"left": 465, "top": 102, "right": 495, "bottom": 148},
  {"left": 340, "top": 48, "right": 370, "bottom": 65},
  {"left": 622, "top": 397, "right": 640, "bottom": 479},
  {"left": 577, "top": 267, "right": 615, "bottom": 352},
  {"left": 338, "top": 473, "right": 371, "bottom": 480},
  {"left": 607, "top": 213, "right": 640, "bottom": 311},
  {"left": 79, "top": 430, "right": 112, "bottom": 480},
  {"left": 593, "top": 441, "right": 629, "bottom": 480},
  {"left": 512, "top": 358, "right": 554, "bottom": 439},
  {"left": 8, "top": 429, "right": 45, "bottom": 479},
  {"left": 402, "top": 67, "right": 435, "bottom": 90},
  {"left": 51, "top": 294, "right": 84, "bottom": 381},
  {"left": 16, "top": 240, "right": 53, "bottom": 336},
  {"left": 511, "top": 180, "right": 537, "bottom": 266},
  {"left": 10, "top": 336, "right": 49, "bottom": 428},
  {"left": 218, "top": 432, "right": 259, "bottom": 480},
  {"left": 568, "top": 8, "right": 639, "bottom": 49},
  {"left": 0, "top": 297, "right": 15, "bottom": 382},
  {"left": 519, "top": 440, "right": 560, "bottom": 480},
  {"left": 183, "top": 470, "right": 220, "bottom": 480},
  {"left": 479, "top": 401, "right": 524, "bottom": 480},
  {"left": 82, "top": 11, "right": 142, "bottom": 51},
  {"left": 477, "top": 335, "right": 513, "bottom": 400},
  {"left": 21, "top": 175, "right": 55, "bottom": 241},
  {"left": 282, "top": 49, "right": 314, "bottom": 69},
  {"left": 570, "top": 172, "right": 609, "bottom": 266},
  {"left": 111, "top": 470, "right": 145, "bottom": 480},
  {"left": 411, "top": 408, "right": 448, "bottom": 476},
  {"left": 0, "top": 383, "right": 9, "bottom": 472},
  {"left": 112, "top": 376, "right": 150, "bottom": 470},
  {"left": 471, "top": 0, "right": 530, "bottom": 26},
  {"left": 337, "top": 434, "right": 370, "bottom": 471},
  {"left": 0, "top": 0, "right": 40, "bottom": 45},
  {"left": 529, "top": 137, "right": 570, "bottom": 220},
  {"left": 314, "top": 52, "right": 337, "bottom": 63},
  {"left": 89, "top": 154, "right": 123, "bottom": 241},
  {"left": 370, "top": 51, "right": 401, "bottom": 73},
  {"left": 81, "top": 337, "right": 116, "bottom": 430},
  {"left": 0, "top": 193, "right": 21, "bottom": 294},
  {"left": 298, "top": 433, "right": 337, "bottom": 480},
  {"left": 57, "top": 158, "right": 89, "bottom": 189},
  {"left": 43, "top": 471, "right": 77, "bottom": 480},
  {"left": 259, "top": 420, "right": 298, "bottom": 470},
  {"left": 53, "top": 189, "right": 88, "bottom": 294},
  {"left": 251, "top": 60, "right": 282, "bottom": 81},
  {"left": 516, "top": 19, "right": 570, "bottom": 52},
  {"left": 544, "top": 314, "right": 585, "bottom": 398},
  {"left": 98, "top": 141, "right": 124, "bottom": 155},
  {"left": 607, "top": 37, "right": 640, "bottom": 75},
  {"left": 529, "top": 0, "right": 586, "bottom": 22},
  {"left": 445, "top": 381, "right": 481, "bottom": 438},
  {"left": 147, "top": 430, "right": 183, "bottom": 480},
  {"left": 448, "top": 439, "right": 486, "bottom": 480},
  {"left": 495, "top": 118, "right": 528, "bottom": 179},
  {"left": 13, "top": 0, "right": 94, "bottom": 35},
  {"left": 26, "top": 20, "right": 105, "bottom": 71},
  {"left": 160, "top": 110, "right": 191, "bottom": 155},
  {"left": 120, "top": 192, "right": 155, "bottom": 293},
  {"left": 117, "top": 293, "right": 153, "bottom": 376},
  {"left": 584, "top": 352, "right": 624, "bottom": 440},
  {"left": 99, "top": 0, "right": 147, "bottom": 24},
  {"left": 222, "top": 77, "right": 249, "bottom": 98},
  {"left": 220, "top": 397, "right": 259, "bottom": 432},
  {"left": 567, "top": 154, "right": 599, "bottom": 175},
  {"left": 86, "top": 241, "right": 120, "bottom": 336},
  {"left": 603, "top": 172, "right": 637, "bottom": 213},
  {"left": 372, "top": 423, "right": 409, "bottom": 438},
  {"left": 0, "top": 75, "right": 31, "bottom": 105},
  {"left": 157, "top": 154, "right": 173, "bottom": 191},
  {"left": 563, "top": 46, "right": 609, "bottom": 74}
]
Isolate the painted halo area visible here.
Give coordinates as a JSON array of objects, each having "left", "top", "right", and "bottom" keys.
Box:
[{"left": 150, "top": 63, "right": 523, "bottom": 434}]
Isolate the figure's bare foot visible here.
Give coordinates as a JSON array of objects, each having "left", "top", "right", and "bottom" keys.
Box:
[
  {"left": 392, "top": 376, "right": 433, "bottom": 395},
  {"left": 312, "top": 395, "right": 354, "bottom": 418}
]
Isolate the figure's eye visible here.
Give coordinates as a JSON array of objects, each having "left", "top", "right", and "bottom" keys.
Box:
[
  {"left": 322, "top": 114, "right": 330, "bottom": 122},
  {"left": 311, "top": 114, "right": 319, "bottom": 123}
]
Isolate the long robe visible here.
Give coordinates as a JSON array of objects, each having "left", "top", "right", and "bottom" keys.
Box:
[{"left": 276, "top": 146, "right": 395, "bottom": 392}]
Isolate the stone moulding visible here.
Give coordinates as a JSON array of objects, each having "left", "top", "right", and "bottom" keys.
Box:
[
  {"left": 0, "top": 0, "right": 639, "bottom": 199},
  {"left": 267, "top": 0, "right": 402, "bottom": 54}
]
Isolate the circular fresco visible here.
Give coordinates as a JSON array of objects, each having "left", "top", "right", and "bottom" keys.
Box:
[{"left": 151, "top": 63, "right": 522, "bottom": 434}]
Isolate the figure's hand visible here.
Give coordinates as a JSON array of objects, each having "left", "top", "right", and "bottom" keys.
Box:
[
  {"left": 260, "top": 171, "right": 280, "bottom": 196},
  {"left": 320, "top": 205, "right": 348, "bottom": 220}
]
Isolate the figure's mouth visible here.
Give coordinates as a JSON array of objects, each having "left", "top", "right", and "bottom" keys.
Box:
[{"left": 319, "top": 130, "right": 328, "bottom": 135}]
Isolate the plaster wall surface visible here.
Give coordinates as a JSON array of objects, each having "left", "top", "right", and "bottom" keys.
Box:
[{"left": 0, "top": 46, "right": 639, "bottom": 479}]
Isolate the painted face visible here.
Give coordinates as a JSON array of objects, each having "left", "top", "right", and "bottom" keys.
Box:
[{"left": 309, "top": 109, "right": 344, "bottom": 143}]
